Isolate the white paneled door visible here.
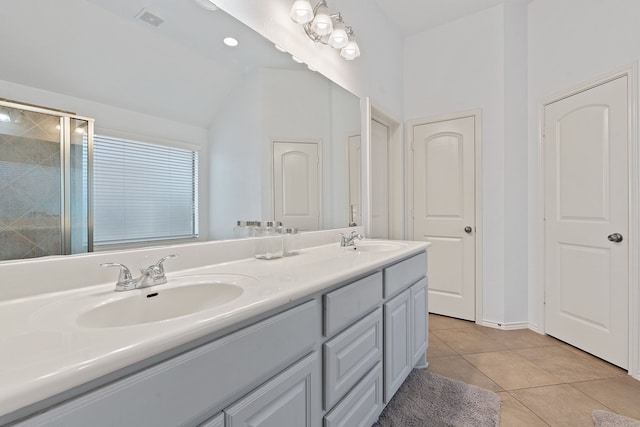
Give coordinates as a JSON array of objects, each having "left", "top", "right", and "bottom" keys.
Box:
[
  {"left": 273, "top": 141, "right": 320, "bottom": 231},
  {"left": 411, "top": 116, "right": 476, "bottom": 321},
  {"left": 544, "top": 76, "right": 629, "bottom": 369}
]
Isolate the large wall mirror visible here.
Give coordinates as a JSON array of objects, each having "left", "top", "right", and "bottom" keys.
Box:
[{"left": 0, "top": 0, "right": 361, "bottom": 260}]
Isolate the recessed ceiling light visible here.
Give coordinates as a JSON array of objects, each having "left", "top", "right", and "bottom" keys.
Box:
[
  {"left": 307, "top": 65, "right": 317, "bottom": 72},
  {"left": 193, "top": 0, "right": 219, "bottom": 11},
  {"left": 291, "top": 55, "right": 303, "bottom": 64},
  {"left": 224, "top": 37, "right": 239, "bottom": 47},
  {"left": 274, "top": 44, "right": 287, "bottom": 53}
]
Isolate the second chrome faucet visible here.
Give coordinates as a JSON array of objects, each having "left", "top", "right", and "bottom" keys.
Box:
[
  {"left": 340, "top": 231, "right": 364, "bottom": 247},
  {"left": 102, "top": 254, "right": 178, "bottom": 292}
]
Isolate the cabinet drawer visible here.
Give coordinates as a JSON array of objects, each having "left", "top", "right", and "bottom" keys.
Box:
[
  {"left": 225, "top": 352, "right": 320, "bottom": 427},
  {"left": 383, "top": 251, "right": 427, "bottom": 297},
  {"left": 323, "top": 363, "right": 383, "bottom": 427},
  {"left": 323, "top": 307, "right": 382, "bottom": 410},
  {"left": 17, "top": 300, "right": 318, "bottom": 427},
  {"left": 324, "top": 272, "right": 382, "bottom": 337}
]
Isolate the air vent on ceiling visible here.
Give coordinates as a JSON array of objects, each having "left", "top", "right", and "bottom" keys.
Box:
[{"left": 136, "top": 8, "right": 164, "bottom": 27}]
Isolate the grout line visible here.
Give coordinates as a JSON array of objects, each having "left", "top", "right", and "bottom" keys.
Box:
[{"left": 503, "top": 390, "right": 552, "bottom": 426}]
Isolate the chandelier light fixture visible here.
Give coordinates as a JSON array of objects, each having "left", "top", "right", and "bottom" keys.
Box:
[{"left": 289, "top": 0, "right": 360, "bottom": 60}]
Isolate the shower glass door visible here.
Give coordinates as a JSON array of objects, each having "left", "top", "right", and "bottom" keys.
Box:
[
  {"left": 68, "top": 117, "right": 92, "bottom": 255},
  {"left": 0, "top": 101, "right": 93, "bottom": 261}
]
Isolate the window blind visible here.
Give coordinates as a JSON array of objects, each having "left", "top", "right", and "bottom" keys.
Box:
[{"left": 93, "top": 135, "right": 199, "bottom": 245}]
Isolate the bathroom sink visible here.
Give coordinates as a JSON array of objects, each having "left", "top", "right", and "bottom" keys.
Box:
[
  {"left": 76, "top": 276, "right": 248, "bottom": 328},
  {"left": 347, "top": 241, "right": 408, "bottom": 253}
]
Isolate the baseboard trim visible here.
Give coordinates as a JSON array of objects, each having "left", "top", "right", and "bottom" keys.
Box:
[{"left": 478, "top": 320, "right": 529, "bottom": 330}]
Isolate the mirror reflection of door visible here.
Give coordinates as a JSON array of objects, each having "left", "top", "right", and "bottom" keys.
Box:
[
  {"left": 347, "top": 134, "right": 361, "bottom": 226},
  {"left": 272, "top": 141, "right": 321, "bottom": 231}
]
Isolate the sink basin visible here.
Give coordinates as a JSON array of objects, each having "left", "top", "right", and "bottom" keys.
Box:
[
  {"left": 348, "top": 241, "right": 407, "bottom": 253},
  {"left": 76, "top": 276, "right": 248, "bottom": 328}
]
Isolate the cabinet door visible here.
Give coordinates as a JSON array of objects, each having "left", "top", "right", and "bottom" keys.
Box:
[
  {"left": 225, "top": 352, "right": 320, "bottom": 427},
  {"left": 410, "top": 277, "right": 428, "bottom": 367},
  {"left": 383, "top": 288, "right": 411, "bottom": 403}
]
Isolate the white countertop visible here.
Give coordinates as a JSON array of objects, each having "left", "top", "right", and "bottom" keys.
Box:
[{"left": 0, "top": 239, "right": 428, "bottom": 421}]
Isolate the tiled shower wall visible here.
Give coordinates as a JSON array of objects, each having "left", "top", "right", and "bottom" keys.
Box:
[{"left": 0, "top": 110, "right": 62, "bottom": 261}]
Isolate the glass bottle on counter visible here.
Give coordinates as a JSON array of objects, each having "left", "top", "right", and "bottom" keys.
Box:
[
  {"left": 233, "top": 220, "right": 251, "bottom": 239},
  {"left": 282, "top": 227, "right": 300, "bottom": 256},
  {"left": 254, "top": 220, "right": 283, "bottom": 259}
]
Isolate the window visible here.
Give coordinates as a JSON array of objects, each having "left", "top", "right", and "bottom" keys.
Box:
[{"left": 93, "top": 135, "right": 199, "bottom": 246}]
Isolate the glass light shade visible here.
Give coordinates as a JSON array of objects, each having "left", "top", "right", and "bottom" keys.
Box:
[
  {"left": 340, "top": 38, "right": 360, "bottom": 60},
  {"left": 289, "top": 0, "right": 313, "bottom": 24},
  {"left": 328, "top": 21, "right": 348, "bottom": 49},
  {"left": 311, "top": 4, "right": 333, "bottom": 36}
]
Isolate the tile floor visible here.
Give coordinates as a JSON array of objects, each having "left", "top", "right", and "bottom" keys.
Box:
[{"left": 426, "top": 314, "right": 640, "bottom": 426}]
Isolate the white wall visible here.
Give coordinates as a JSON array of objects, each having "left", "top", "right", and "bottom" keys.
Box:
[
  {"left": 208, "top": 71, "right": 263, "bottom": 239},
  {"left": 212, "top": 0, "right": 404, "bottom": 119},
  {"left": 403, "top": 1, "right": 530, "bottom": 327},
  {"left": 327, "top": 84, "right": 361, "bottom": 229},
  {"left": 503, "top": 0, "right": 529, "bottom": 325},
  {"left": 527, "top": 0, "right": 640, "bottom": 372},
  {"left": 404, "top": 5, "right": 511, "bottom": 325}
]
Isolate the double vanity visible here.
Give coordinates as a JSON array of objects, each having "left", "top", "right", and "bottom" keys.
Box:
[{"left": 0, "top": 230, "right": 429, "bottom": 426}]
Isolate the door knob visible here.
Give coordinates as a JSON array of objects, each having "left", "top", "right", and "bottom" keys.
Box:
[
  {"left": 464, "top": 226, "right": 473, "bottom": 234},
  {"left": 608, "top": 233, "right": 623, "bottom": 243}
]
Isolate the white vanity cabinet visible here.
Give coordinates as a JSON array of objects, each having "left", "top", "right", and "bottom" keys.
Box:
[
  {"left": 321, "top": 251, "right": 428, "bottom": 426},
  {"left": 223, "top": 352, "right": 320, "bottom": 427},
  {"left": 15, "top": 301, "right": 319, "bottom": 427},
  {"left": 382, "top": 252, "right": 428, "bottom": 403},
  {"left": 410, "top": 277, "right": 429, "bottom": 367},
  {"left": 384, "top": 287, "right": 412, "bottom": 402},
  {"left": 322, "top": 273, "right": 384, "bottom": 427},
  {"left": 323, "top": 362, "right": 384, "bottom": 427},
  {"left": 7, "top": 247, "right": 428, "bottom": 427}
]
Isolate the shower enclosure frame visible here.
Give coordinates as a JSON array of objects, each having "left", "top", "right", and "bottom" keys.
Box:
[{"left": 0, "top": 98, "right": 95, "bottom": 256}]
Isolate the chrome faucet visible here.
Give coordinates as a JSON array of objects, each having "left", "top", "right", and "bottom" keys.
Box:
[
  {"left": 340, "top": 231, "right": 364, "bottom": 247},
  {"left": 102, "top": 254, "right": 178, "bottom": 292}
]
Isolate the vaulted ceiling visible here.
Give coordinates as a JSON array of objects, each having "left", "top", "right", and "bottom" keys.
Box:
[
  {"left": 373, "top": 0, "right": 508, "bottom": 36},
  {"left": 0, "top": 0, "right": 514, "bottom": 127}
]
